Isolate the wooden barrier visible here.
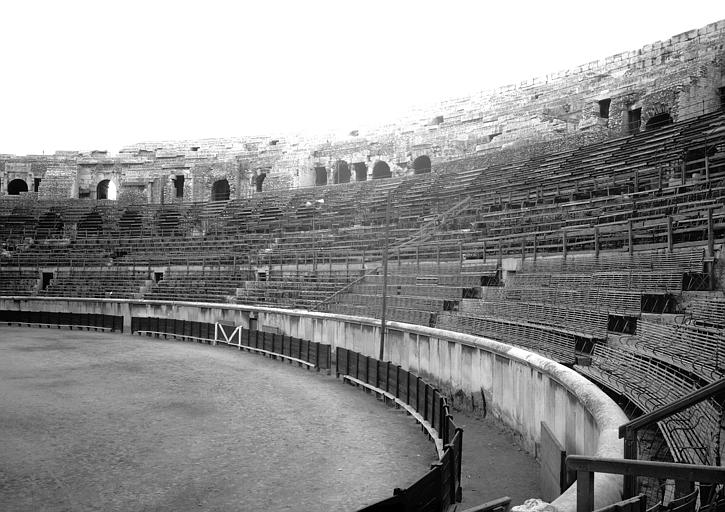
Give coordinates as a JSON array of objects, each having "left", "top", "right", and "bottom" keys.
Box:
[{"left": 337, "top": 346, "right": 464, "bottom": 512}]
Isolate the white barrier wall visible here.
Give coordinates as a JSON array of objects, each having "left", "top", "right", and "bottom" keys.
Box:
[{"left": 0, "top": 297, "right": 627, "bottom": 511}]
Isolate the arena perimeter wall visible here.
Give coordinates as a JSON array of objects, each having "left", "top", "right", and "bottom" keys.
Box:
[{"left": 0, "top": 296, "right": 628, "bottom": 511}]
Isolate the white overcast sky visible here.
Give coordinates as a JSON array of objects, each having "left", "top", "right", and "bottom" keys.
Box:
[{"left": 1, "top": 0, "right": 724, "bottom": 155}]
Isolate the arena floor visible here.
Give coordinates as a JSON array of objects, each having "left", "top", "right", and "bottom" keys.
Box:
[{"left": 0, "top": 326, "right": 540, "bottom": 511}]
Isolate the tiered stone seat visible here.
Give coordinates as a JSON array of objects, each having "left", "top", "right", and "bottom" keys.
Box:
[{"left": 39, "top": 269, "right": 149, "bottom": 299}]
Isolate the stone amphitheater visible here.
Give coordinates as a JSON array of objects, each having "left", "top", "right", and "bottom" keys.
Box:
[{"left": 2, "top": 17, "right": 725, "bottom": 512}]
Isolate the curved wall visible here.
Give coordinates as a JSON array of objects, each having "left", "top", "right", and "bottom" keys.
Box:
[{"left": 0, "top": 296, "right": 628, "bottom": 511}]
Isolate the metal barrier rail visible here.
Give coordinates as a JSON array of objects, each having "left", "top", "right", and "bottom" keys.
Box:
[{"left": 336, "top": 347, "right": 463, "bottom": 512}]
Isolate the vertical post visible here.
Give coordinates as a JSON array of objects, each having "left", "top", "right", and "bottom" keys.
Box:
[
  {"left": 628, "top": 220, "right": 633, "bottom": 255},
  {"left": 459, "top": 242, "right": 463, "bottom": 269},
  {"left": 521, "top": 238, "right": 526, "bottom": 264},
  {"left": 562, "top": 231, "right": 567, "bottom": 260},
  {"left": 705, "top": 152, "right": 711, "bottom": 182},
  {"left": 436, "top": 244, "right": 440, "bottom": 274},
  {"left": 708, "top": 207, "right": 715, "bottom": 258},
  {"left": 667, "top": 216, "right": 674, "bottom": 253},
  {"left": 681, "top": 158, "right": 687, "bottom": 186},
  {"left": 312, "top": 211, "right": 316, "bottom": 272},
  {"left": 708, "top": 207, "right": 715, "bottom": 291},
  {"left": 623, "top": 429, "right": 638, "bottom": 498},
  {"left": 658, "top": 167, "right": 663, "bottom": 189},
  {"left": 533, "top": 235, "right": 538, "bottom": 262},
  {"left": 634, "top": 169, "right": 639, "bottom": 192},
  {"left": 577, "top": 469, "right": 595, "bottom": 512},
  {"left": 594, "top": 226, "right": 600, "bottom": 259},
  {"left": 482, "top": 240, "right": 487, "bottom": 264},
  {"left": 379, "top": 191, "right": 392, "bottom": 361},
  {"left": 416, "top": 244, "right": 420, "bottom": 272}
]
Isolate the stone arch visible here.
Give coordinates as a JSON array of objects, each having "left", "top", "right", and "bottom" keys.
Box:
[
  {"left": 333, "top": 161, "right": 351, "bottom": 184},
  {"left": 77, "top": 210, "right": 103, "bottom": 237},
  {"left": 35, "top": 211, "right": 64, "bottom": 239},
  {"left": 353, "top": 162, "right": 368, "bottom": 181},
  {"left": 255, "top": 172, "right": 266, "bottom": 193},
  {"left": 645, "top": 112, "right": 673, "bottom": 131},
  {"left": 372, "top": 161, "right": 391, "bottom": 179},
  {"left": 96, "top": 179, "right": 117, "bottom": 200},
  {"left": 315, "top": 167, "right": 327, "bottom": 186},
  {"left": 8, "top": 178, "right": 28, "bottom": 195},
  {"left": 413, "top": 155, "right": 432, "bottom": 174},
  {"left": 211, "top": 179, "right": 230, "bottom": 201}
]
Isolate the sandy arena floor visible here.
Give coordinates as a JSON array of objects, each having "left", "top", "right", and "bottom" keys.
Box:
[
  {"left": 0, "top": 327, "right": 440, "bottom": 511},
  {"left": 0, "top": 326, "right": 540, "bottom": 511}
]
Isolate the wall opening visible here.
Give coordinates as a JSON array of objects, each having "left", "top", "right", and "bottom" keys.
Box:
[
  {"left": 645, "top": 113, "right": 673, "bottom": 131},
  {"left": 372, "top": 161, "right": 391, "bottom": 179},
  {"left": 174, "top": 175, "right": 185, "bottom": 198},
  {"left": 41, "top": 272, "right": 53, "bottom": 291},
  {"left": 211, "top": 179, "right": 230, "bottom": 201},
  {"left": 598, "top": 99, "right": 611, "bottom": 119},
  {"left": 315, "top": 167, "right": 327, "bottom": 186},
  {"left": 413, "top": 155, "right": 432, "bottom": 174},
  {"left": 255, "top": 172, "right": 266, "bottom": 192},
  {"left": 627, "top": 108, "right": 642, "bottom": 135},
  {"left": 353, "top": 162, "right": 367, "bottom": 181},
  {"left": 33, "top": 178, "right": 42, "bottom": 192},
  {"left": 333, "top": 161, "right": 350, "bottom": 184},
  {"left": 96, "top": 179, "right": 117, "bottom": 200},
  {"left": 719, "top": 87, "right": 725, "bottom": 110},
  {"left": 8, "top": 179, "right": 28, "bottom": 195},
  {"left": 154, "top": 272, "right": 164, "bottom": 283}
]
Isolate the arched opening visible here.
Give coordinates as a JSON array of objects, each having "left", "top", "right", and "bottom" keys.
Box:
[
  {"left": 333, "top": 161, "right": 350, "bottom": 184},
  {"left": 96, "top": 180, "right": 117, "bottom": 200},
  {"left": 8, "top": 179, "right": 28, "bottom": 195},
  {"left": 645, "top": 113, "right": 673, "bottom": 131},
  {"left": 35, "top": 211, "right": 63, "bottom": 239},
  {"left": 413, "top": 155, "right": 432, "bottom": 174},
  {"left": 119, "top": 209, "right": 143, "bottom": 236},
  {"left": 255, "top": 173, "right": 266, "bottom": 193},
  {"left": 315, "top": 167, "right": 327, "bottom": 186},
  {"left": 353, "top": 162, "right": 368, "bottom": 181},
  {"left": 372, "top": 161, "right": 391, "bottom": 179},
  {"left": 211, "top": 179, "right": 230, "bottom": 201},
  {"left": 77, "top": 211, "right": 103, "bottom": 237}
]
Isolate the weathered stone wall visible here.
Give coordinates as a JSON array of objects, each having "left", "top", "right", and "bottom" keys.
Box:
[{"left": 2, "top": 19, "right": 724, "bottom": 201}]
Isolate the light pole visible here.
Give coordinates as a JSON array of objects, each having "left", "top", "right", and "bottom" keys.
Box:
[
  {"left": 305, "top": 199, "right": 324, "bottom": 273},
  {"left": 379, "top": 190, "right": 392, "bottom": 361}
]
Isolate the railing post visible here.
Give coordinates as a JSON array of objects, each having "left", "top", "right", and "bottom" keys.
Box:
[
  {"left": 667, "top": 216, "right": 674, "bottom": 253},
  {"left": 562, "top": 231, "right": 567, "bottom": 260},
  {"left": 623, "top": 428, "right": 638, "bottom": 498},
  {"left": 577, "top": 469, "right": 595, "bottom": 512},
  {"left": 482, "top": 240, "right": 487, "bottom": 264}
]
